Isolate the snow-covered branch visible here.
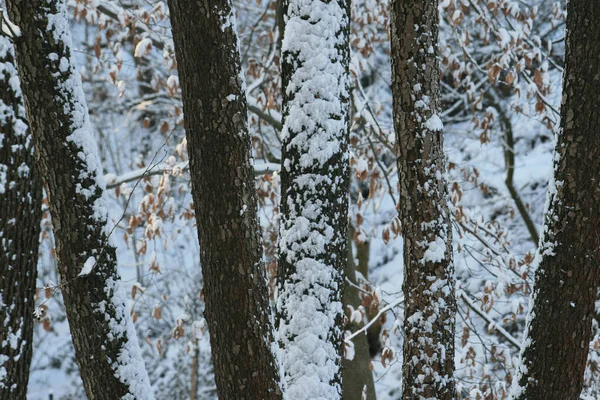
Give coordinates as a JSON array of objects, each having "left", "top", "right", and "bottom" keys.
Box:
[
  {"left": 458, "top": 290, "right": 520, "bottom": 350},
  {"left": 344, "top": 296, "right": 403, "bottom": 344},
  {"left": 106, "top": 161, "right": 279, "bottom": 190},
  {"left": 0, "top": 9, "right": 21, "bottom": 38}
]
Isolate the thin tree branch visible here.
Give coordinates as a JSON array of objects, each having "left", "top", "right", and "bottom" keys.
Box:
[
  {"left": 106, "top": 161, "right": 279, "bottom": 190},
  {"left": 247, "top": 103, "right": 283, "bottom": 131},
  {"left": 490, "top": 91, "right": 540, "bottom": 245},
  {"left": 458, "top": 290, "right": 521, "bottom": 350},
  {"left": 344, "top": 296, "right": 404, "bottom": 343}
]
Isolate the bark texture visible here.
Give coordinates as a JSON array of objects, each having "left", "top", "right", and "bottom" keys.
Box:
[
  {"left": 390, "top": 0, "right": 456, "bottom": 398},
  {"left": 513, "top": 0, "right": 600, "bottom": 398},
  {"left": 5, "top": 1, "right": 153, "bottom": 398},
  {"left": 0, "top": 37, "right": 42, "bottom": 400},
  {"left": 167, "top": 1, "right": 282, "bottom": 399},
  {"left": 276, "top": 1, "right": 351, "bottom": 398}
]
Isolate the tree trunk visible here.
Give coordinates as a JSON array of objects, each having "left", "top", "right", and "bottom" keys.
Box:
[
  {"left": 390, "top": 0, "right": 456, "bottom": 398},
  {"left": 276, "top": 1, "right": 351, "bottom": 399},
  {"left": 5, "top": 1, "right": 153, "bottom": 398},
  {"left": 167, "top": 1, "right": 282, "bottom": 399},
  {"left": 344, "top": 226, "right": 377, "bottom": 400},
  {"left": 512, "top": 1, "right": 600, "bottom": 399},
  {"left": 0, "top": 36, "right": 42, "bottom": 400}
]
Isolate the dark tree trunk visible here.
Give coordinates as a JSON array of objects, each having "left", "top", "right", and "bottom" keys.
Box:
[
  {"left": 0, "top": 37, "right": 42, "bottom": 400},
  {"left": 276, "top": 1, "right": 351, "bottom": 398},
  {"left": 390, "top": 0, "right": 456, "bottom": 398},
  {"left": 167, "top": 1, "right": 282, "bottom": 399},
  {"left": 5, "top": 1, "right": 153, "bottom": 398},
  {"left": 513, "top": 1, "right": 600, "bottom": 399}
]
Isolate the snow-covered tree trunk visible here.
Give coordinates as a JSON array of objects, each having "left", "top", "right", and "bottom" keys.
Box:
[
  {"left": 512, "top": 0, "right": 600, "bottom": 398},
  {"left": 167, "top": 1, "right": 282, "bottom": 399},
  {"left": 276, "top": 1, "right": 351, "bottom": 399},
  {"left": 4, "top": 1, "right": 153, "bottom": 398},
  {"left": 0, "top": 36, "right": 42, "bottom": 400},
  {"left": 390, "top": 0, "right": 456, "bottom": 398}
]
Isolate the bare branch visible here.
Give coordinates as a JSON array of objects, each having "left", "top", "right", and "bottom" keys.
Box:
[
  {"left": 344, "top": 296, "right": 403, "bottom": 344},
  {"left": 106, "top": 161, "right": 279, "bottom": 190},
  {"left": 458, "top": 290, "right": 521, "bottom": 350}
]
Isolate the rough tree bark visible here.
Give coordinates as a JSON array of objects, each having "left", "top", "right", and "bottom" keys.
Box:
[
  {"left": 276, "top": 1, "right": 351, "bottom": 399},
  {"left": 512, "top": 0, "right": 600, "bottom": 399},
  {"left": 5, "top": 1, "right": 153, "bottom": 398},
  {"left": 167, "top": 1, "right": 282, "bottom": 399},
  {"left": 390, "top": 0, "right": 456, "bottom": 398},
  {"left": 0, "top": 36, "right": 42, "bottom": 400}
]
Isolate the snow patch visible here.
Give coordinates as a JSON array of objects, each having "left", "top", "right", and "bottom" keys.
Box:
[
  {"left": 425, "top": 114, "right": 444, "bottom": 132},
  {"left": 78, "top": 256, "right": 96, "bottom": 277},
  {"left": 134, "top": 38, "right": 152, "bottom": 58}
]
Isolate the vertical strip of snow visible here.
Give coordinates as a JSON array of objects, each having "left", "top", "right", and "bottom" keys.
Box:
[
  {"left": 45, "top": 3, "right": 109, "bottom": 228},
  {"left": 277, "top": 1, "right": 350, "bottom": 399}
]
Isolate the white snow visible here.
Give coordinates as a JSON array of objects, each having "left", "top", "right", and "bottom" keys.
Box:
[
  {"left": 46, "top": 4, "right": 111, "bottom": 229},
  {"left": 134, "top": 38, "right": 152, "bottom": 58},
  {"left": 1, "top": 11, "right": 21, "bottom": 38},
  {"left": 277, "top": 1, "right": 349, "bottom": 399},
  {"left": 0, "top": 164, "right": 6, "bottom": 195},
  {"left": 498, "top": 28, "right": 512, "bottom": 49},
  {"left": 166, "top": 75, "right": 178, "bottom": 89},
  {"left": 78, "top": 257, "right": 96, "bottom": 277},
  {"left": 103, "top": 277, "right": 154, "bottom": 400},
  {"left": 422, "top": 236, "right": 447, "bottom": 263},
  {"left": 425, "top": 114, "right": 444, "bottom": 132}
]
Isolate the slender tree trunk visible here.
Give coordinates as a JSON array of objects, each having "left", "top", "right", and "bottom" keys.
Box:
[
  {"left": 351, "top": 233, "right": 383, "bottom": 357},
  {"left": 0, "top": 36, "right": 42, "bottom": 400},
  {"left": 276, "top": 1, "right": 351, "bottom": 398},
  {"left": 167, "top": 1, "right": 282, "bottom": 399},
  {"left": 344, "top": 226, "right": 376, "bottom": 400},
  {"left": 390, "top": 0, "right": 456, "bottom": 398},
  {"left": 190, "top": 339, "right": 199, "bottom": 400},
  {"left": 5, "top": 1, "right": 153, "bottom": 398},
  {"left": 512, "top": 1, "right": 600, "bottom": 398}
]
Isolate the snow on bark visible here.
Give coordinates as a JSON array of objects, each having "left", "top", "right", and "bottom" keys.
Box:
[
  {"left": 44, "top": 5, "right": 109, "bottom": 229},
  {"left": 390, "top": 0, "right": 456, "bottom": 398},
  {"left": 0, "top": 35, "right": 41, "bottom": 400},
  {"left": 46, "top": 3, "right": 153, "bottom": 397},
  {"left": 276, "top": 1, "right": 351, "bottom": 399},
  {"left": 4, "top": 0, "right": 153, "bottom": 398}
]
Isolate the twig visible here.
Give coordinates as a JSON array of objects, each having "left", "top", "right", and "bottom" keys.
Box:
[
  {"left": 490, "top": 91, "right": 540, "bottom": 245},
  {"left": 458, "top": 290, "right": 521, "bottom": 350},
  {"left": 247, "top": 103, "right": 283, "bottom": 131},
  {"left": 106, "top": 160, "right": 279, "bottom": 190},
  {"left": 344, "top": 296, "right": 403, "bottom": 343}
]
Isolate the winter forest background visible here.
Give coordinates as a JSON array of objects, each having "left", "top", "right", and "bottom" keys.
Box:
[{"left": 1, "top": 0, "right": 599, "bottom": 399}]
